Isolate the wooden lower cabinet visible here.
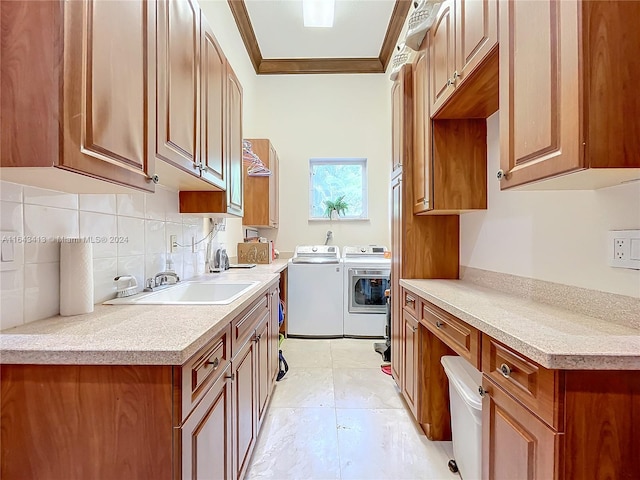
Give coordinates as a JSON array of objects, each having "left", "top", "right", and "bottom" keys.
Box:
[
  {"left": 181, "top": 364, "right": 233, "bottom": 480},
  {"left": 233, "top": 334, "right": 258, "bottom": 480},
  {"left": 482, "top": 377, "right": 561, "bottom": 480},
  {"left": 0, "top": 285, "right": 280, "bottom": 480},
  {"left": 402, "top": 307, "right": 420, "bottom": 418}
]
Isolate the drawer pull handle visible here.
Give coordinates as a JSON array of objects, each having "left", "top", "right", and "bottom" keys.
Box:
[
  {"left": 405, "top": 297, "right": 415, "bottom": 307},
  {"left": 207, "top": 357, "right": 220, "bottom": 369},
  {"left": 500, "top": 363, "right": 511, "bottom": 378},
  {"left": 435, "top": 321, "right": 444, "bottom": 329}
]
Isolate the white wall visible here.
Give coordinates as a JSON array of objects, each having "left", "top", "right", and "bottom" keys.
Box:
[
  {"left": 461, "top": 112, "right": 640, "bottom": 298},
  {"left": 251, "top": 74, "right": 392, "bottom": 252}
]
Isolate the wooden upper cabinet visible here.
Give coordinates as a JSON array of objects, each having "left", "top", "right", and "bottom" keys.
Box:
[
  {"left": 391, "top": 65, "right": 413, "bottom": 173},
  {"left": 200, "top": 11, "right": 226, "bottom": 190},
  {"left": 243, "top": 139, "right": 279, "bottom": 228},
  {"left": 156, "top": 0, "right": 200, "bottom": 176},
  {"left": 429, "top": 0, "right": 456, "bottom": 115},
  {"left": 429, "top": 0, "right": 498, "bottom": 118},
  {"left": 455, "top": 0, "right": 498, "bottom": 88},
  {"left": 499, "top": 0, "right": 640, "bottom": 190},
  {"left": 225, "top": 65, "right": 244, "bottom": 217},
  {"left": 1, "top": 0, "right": 157, "bottom": 193},
  {"left": 412, "top": 43, "right": 433, "bottom": 214}
]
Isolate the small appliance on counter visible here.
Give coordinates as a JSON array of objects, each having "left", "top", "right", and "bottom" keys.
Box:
[{"left": 209, "top": 248, "right": 229, "bottom": 272}]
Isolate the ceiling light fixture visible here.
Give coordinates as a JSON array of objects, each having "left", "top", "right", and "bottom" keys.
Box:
[{"left": 303, "top": 0, "right": 335, "bottom": 28}]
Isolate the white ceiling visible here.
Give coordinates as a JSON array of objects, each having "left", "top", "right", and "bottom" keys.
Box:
[{"left": 244, "top": 0, "right": 397, "bottom": 59}]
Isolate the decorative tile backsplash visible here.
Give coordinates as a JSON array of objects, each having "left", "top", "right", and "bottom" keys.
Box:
[{"left": 0, "top": 181, "right": 211, "bottom": 330}]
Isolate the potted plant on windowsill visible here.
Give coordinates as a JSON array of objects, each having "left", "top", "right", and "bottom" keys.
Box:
[{"left": 324, "top": 195, "right": 349, "bottom": 219}]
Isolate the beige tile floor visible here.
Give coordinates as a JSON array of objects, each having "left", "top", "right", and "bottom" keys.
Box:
[{"left": 246, "top": 338, "right": 458, "bottom": 480}]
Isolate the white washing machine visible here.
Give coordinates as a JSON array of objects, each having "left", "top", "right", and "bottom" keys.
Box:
[
  {"left": 287, "top": 245, "right": 343, "bottom": 337},
  {"left": 342, "top": 246, "right": 391, "bottom": 337}
]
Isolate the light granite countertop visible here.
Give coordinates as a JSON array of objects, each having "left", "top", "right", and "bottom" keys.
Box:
[
  {"left": 400, "top": 279, "right": 640, "bottom": 370},
  {"left": 0, "top": 260, "right": 288, "bottom": 366}
]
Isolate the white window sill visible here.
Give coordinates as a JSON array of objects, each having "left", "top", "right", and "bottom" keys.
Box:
[{"left": 308, "top": 218, "right": 370, "bottom": 222}]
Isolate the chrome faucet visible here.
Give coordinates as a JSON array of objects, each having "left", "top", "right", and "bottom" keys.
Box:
[{"left": 144, "top": 271, "right": 180, "bottom": 291}]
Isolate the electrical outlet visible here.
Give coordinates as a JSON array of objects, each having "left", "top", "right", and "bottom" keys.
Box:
[
  {"left": 608, "top": 230, "right": 640, "bottom": 270},
  {"left": 170, "top": 235, "right": 178, "bottom": 253}
]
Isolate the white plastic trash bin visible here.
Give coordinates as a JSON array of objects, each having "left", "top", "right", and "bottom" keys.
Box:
[{"left": 441, "top": 356, "right": 483, "bottom": 480}]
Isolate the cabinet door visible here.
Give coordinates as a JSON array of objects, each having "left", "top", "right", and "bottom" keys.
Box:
[
  {"left": 269, "top": 145, "right": 279, "bottom": 227},
  {"left": 455, "top": 0, "right": 497, "bottom": 86},
  {"left": 61, "top": 0, "right": 156, "bottom": 192},
  {"left": 156, "top": 0, "right": 200, "bottom": 175},
  {"left": 402, "top": 309, "right": 419, "bottom": 418},
  {"left": 225, "top": 65, "right": 244, "bottom": 217},
  {"left": 233, "top": 338, "right": 256, "bottom": 480},
  {"left": 412, "top": 42, "right": 433, "bottom": 214},
  {"left": 391, "top": 65, "right": 412, "bottom": 173},
  {"left": 390, "top": 172, "right": 403, "bottom": 385},
  {"left": 498, "top": 0, "right": 581, "bottom": 189},
  {"left": 181, "top": 365, "right": 232, "bottom": 480},
  {"left": 483, "top": 378, "right": 561, "bottom": 480},
  {"left": 429, "top": 0, "right": 455, "bottom": 114},
  {"left": 200, "top": 13, "right": 226, "bottom": 190},
  {"left": 256, "top": 314, "right": 270, "bottom": 429}
]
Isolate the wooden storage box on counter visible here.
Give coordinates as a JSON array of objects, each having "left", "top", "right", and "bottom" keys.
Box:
[{"left": 237, "top": 242, "right": 272, "bottom": 264}]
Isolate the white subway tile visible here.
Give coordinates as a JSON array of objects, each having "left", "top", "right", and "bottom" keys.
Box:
[
  {"left": 144, "top": 190, "right": 165, "bottom": 221},
  {"left": 24, "top": 186, "right": 78, "bottom": 210},
  {"left": 145, "top": 220, "right": 166, "bottom": 255},
  {"left": 145, "top": 253, "right": 167, "bottom": 281},
  {"left": 163, "top": 188, "right": 182, "bottom": 223},
  {"left": 79, "top": 211, "right": 118, "bottom": 258},
  {"left": 24, "top": 262, "right": 59, "bottom": 323},
  {"left": 23, "top": 205, "right": 79, "bottom": 263},
  {"left": 93, "top": 257, "right": 118, "bottom": 303},
  {"left": 0, "top": 181, "right": 23, "bottom": 203},
  {"left": 117, "top": 255, "right": 145, "bottom": 292},
  {"left": 116, "top": 192, "right": 145, "bottom": 218},
  {"left": 0, "top": 201, "right": 23, "bottom": 233},
  {"left": 117, "top": 216, "right": 145, "bottom": 256},
  {"left": 166, "top": 253, "right": 183, "bottom": 279},
  {"left": 0, "top": 269, "right": 24, "bottom": 330},
  {"left": 79, "top": 194, "right": 117, "bottom": 214}
]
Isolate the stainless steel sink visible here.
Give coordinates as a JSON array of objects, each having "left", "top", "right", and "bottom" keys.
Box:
[{"left": 104, "top": 281, "right": 260, "bottom": 305}]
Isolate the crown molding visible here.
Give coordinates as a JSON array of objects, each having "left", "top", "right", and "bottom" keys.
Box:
[{"left": 227, "top": 0, "right": 411, "bottom": 75}]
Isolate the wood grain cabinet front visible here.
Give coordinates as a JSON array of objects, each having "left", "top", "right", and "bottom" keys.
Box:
[
  {"left": 243, "top": 139, "right": 280, "bottom": 228},
  {"left": 402, "top": 307, "right": 420, "bottom": 418},
  {"left": 482, "top": 376, "right": 561, "bottom": 480},
  {"left": 422, "top": 301, "right": 481, "bottom": 368},
  {"left": 498, "top": 0, "right": 640, "bottom": 189},
  {"left": 429, "top": 0, "right": 498, "bottom": 117},
  {"left": 1, "top": 0, "right": 158, "bottom": 193}
]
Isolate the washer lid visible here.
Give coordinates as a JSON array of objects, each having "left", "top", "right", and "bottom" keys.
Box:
[{"left": 292, "top": 245, "right": 340, "bottom": 264}]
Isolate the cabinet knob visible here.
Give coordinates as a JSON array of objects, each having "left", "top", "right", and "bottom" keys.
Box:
[
  {"left": 478, "top": 385, "right": 488, "bottom": 398},
  {"left": 195, "top": 162, "right": 203, "bottom": 171},
  {"left": 147, "top": 174, "right": 159, "bottom": 184},
  {"left": 225, "top": 373, "right": 235, "bottom": 381},
  {"left": 207, "top": 357, "right": 220, "bottom": 369},
  {"left": 435, "top": 320, "right": 444, "bottom": 329},
  {"left": 411, "top": 325, "right": 417, "bottom": 333},
  {"left": 496, "top": 169, "right": 507, "bottom": 181},
  {"left": 254, "top": 334, "right": 261, "bottom": 343},
  {"left": 452, "top": 70, "right": 460, "bottom": 81},
  {"left": 499, "top": 363, "right": 512, "bottom": 378}
]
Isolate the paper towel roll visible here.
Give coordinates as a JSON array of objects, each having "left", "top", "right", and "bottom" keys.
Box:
[{"left": 60, "top": 240, "right": 94, "bottom": 316}]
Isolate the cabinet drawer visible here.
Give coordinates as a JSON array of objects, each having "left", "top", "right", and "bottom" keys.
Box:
[
  {"left": 421, "top": 301, "right": 481, "bottom": 368},
  {"left": 180, "top": 323, "right": 231, "bottom": 422},
  {"left": 232, "top": 292, "right": 269, "bottom": 357},
  {"left": 482, "top": 336, "right": 563, "bottom": 430},
  {"left": 402, "top": 289, "right": 419, "bottom": 317}
]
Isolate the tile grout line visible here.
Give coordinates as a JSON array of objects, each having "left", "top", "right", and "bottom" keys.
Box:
[{"left": 330, "top": 340, "right": 344, "bottom": 480}]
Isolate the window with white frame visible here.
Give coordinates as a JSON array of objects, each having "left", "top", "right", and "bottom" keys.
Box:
[{"left": 309, "top": 158, "right": 368, "bottom": 220}]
